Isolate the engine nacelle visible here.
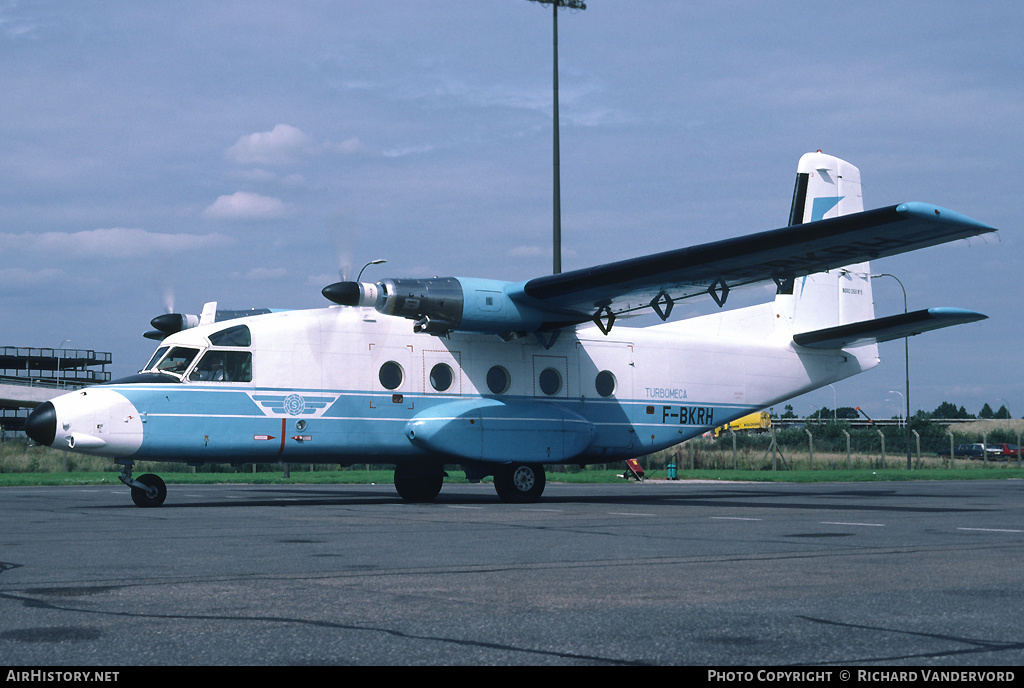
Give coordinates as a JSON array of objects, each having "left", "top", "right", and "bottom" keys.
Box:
[
  {"left": 144, "top": 305, "right": 274, "bottom": 340},
  {"left": 146, "top": 313, "right": 202, "bottom": 340},
  {"left": 322, "top": 277, "right": 550, "bottom": 335}
]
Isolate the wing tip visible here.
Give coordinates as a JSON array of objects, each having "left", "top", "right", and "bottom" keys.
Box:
[
  {"left": 896, "top": 202, "right": 998, "bottom": 233},
  {"left": 925, "top": 307, "right": 988, "bottom": 324}
]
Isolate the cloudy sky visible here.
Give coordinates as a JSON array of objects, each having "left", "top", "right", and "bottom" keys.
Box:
[{"left": 2, "top": 1, "right": 1021, "bottom": 420}]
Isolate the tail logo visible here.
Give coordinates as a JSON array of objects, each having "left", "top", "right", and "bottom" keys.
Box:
[{"left": 811, "top": 196, "right": 844, "bottom": 221}]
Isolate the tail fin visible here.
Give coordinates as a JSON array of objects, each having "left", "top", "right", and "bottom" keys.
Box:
[
  {"left": 778, "top": 151, "right": 874, "bottom": 333},
  {"left": 788, "top": 150, "right": 864, "bottom": 223}
]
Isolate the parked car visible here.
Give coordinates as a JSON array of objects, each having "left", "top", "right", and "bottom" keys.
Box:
[
  {"left": 936, "top": 443, "right": 1004, "bottom": 459},
  {"left": 989, "top": 443, "right": 1021, "bottom": 459}
]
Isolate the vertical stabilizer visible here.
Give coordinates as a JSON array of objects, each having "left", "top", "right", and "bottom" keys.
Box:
[
  {"left": 779, "top": 152, "right": 874, "bottom": 333},
  {"left": 789, "top": 150, "right": 864, "bottom": 222}
]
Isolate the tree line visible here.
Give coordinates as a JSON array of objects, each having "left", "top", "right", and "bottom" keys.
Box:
[{"left": 782, "top": 401, "right": 1016, "bottom": 422}]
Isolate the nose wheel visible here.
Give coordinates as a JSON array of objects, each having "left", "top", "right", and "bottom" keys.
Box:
[{"left": 117, "top": 462, "right": 167, "bottom": 508}]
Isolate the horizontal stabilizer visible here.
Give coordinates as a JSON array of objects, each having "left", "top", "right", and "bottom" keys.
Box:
[{"left": 792, "top": 308, "right": 987, "bottom": 349}]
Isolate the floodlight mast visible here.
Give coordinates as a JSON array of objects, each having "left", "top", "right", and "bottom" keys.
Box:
[{"left": 527, "top": 0, "right": 586, "bottom": 275}]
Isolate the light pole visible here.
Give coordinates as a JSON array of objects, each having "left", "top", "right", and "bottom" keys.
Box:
[
  {"left": 889, "top": 390, "right": 905, "bottom": 426},
  {"left": 996, "top": 398, "right": 1011, "bottom": 419},
  {"left": 872, "top": 272, "right": 911, "bottom": 469},
  {"left": 526, "top": 0, "right": 586, "bottom": 275},
  {"left": 357, "top": 259, "right": 386, "bottom": 282},
  {"left": 56, "top": 339, "right": 71, "bottom": 388}
]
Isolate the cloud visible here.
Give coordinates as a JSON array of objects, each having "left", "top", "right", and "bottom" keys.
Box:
[
  {"left": 202, "top": 192, "right": 289, "bottom": 220},
  {"left": 325, "top": 137, "right": 364, "bottom": 155},
  {"left": 381, "top": 143, "right": 437, "bottom": 158},
  {"left": 233, "top": 267, "right": 288, "bottom": 281},
  {"left": 226, "top": 124, "right": 317, "bottom": 166},
  {"left": 307, "top": 272, "right": 339, "bottom": 287},
  {"left": 0, "top": 228, "right": 232, "bottom": 259},
  {"left": 0, "top": 267, "right": 65, "bottom": 292},
  {"left": 508, "top": 245, "right": 547, "bottom": 258},
  {"left": 224, "top": 127, "right": 362, "bottom": 171}
]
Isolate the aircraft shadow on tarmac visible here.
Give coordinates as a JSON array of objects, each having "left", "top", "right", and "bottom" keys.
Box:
[{"left": 82, "top": 483, "right": 986, "bottom": 513}]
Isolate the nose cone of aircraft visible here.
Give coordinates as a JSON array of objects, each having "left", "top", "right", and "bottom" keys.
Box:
[{"left": 25, "top": 401, "right": 57, "bottom": 446}]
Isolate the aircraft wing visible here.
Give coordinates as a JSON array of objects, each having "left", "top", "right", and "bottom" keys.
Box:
[
  {"left": 323, "top": 201, "right": 995, "bottom": 336},
  {"left": 511, "top": 203, "right": 995, "bottom": 330}
]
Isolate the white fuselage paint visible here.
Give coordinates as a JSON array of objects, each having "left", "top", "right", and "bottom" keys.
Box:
[{"left": 43, "top": 302, "right": 877, "bottom": 467}]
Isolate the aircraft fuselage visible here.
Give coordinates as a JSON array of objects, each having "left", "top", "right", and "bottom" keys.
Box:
[{"left": 33, "top": 303, "right": 872, "bottom": 473}]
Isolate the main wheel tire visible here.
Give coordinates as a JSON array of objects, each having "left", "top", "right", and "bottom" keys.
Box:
[
  {"left": 494, "top": 463, "right": 546, "bottom": 503},
  {"left": 394, "top": 465, "right": 444, "bottom": 502},
  {"left": 131, "top": 473, "right": 167, "bottom": 508}
]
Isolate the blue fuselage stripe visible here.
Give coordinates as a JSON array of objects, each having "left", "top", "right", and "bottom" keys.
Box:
[{"left": 110, "top": 384, "right": 755, "bottom": 463}]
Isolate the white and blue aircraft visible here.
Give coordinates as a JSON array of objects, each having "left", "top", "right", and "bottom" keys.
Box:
[{"left": 26, "top": 152, "right": 995, "bottom": 507}]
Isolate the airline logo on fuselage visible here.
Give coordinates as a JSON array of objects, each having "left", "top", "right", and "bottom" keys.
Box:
[
  {"left": 646, "top": 387, "right": 688, "bottom": 399},
  {"left": 251, "top": 393, "right": 336, "bottom": 417}
]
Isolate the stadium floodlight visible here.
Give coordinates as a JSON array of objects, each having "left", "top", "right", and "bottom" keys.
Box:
[{"left": 526, "top": 0, "right": 586, "bottom": 274}]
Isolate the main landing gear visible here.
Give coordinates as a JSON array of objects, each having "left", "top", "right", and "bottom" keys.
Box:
[
  {"left": 392, "top": 462, "right": 547, "bottom": 504},
  {"left": 493, "top": 463, "right": 546, "bottom": 503},
  {"left": 394, "top": 463, "right": 445, "bottom": 503},
  {"left": 114, "top": 460, "right": 547, "bottom": 507},
  {"left": 117, "top": 460, "right": 167, "bottom": 508}
]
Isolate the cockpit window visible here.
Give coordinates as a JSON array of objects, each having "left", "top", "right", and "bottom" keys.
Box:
[
  {"left": 154, "top": 347, "right": 200, "bottom": 376},
  {"left": 209, "top": 325, "right": 251, "bottom": 347},
  {"left": 143, "top": 346, "right": 169, "bottom": 372},
  {"left": 188, "top": 350, "right": 253, "bottom": 382}
]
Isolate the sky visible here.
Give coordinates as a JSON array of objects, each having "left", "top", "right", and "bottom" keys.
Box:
[{"left": 2, "top": 1, "right": 1022, "bottom": 421}]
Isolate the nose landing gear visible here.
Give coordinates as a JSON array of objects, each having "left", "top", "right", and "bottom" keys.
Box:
[{"left": 117, "top": 460, "right": 167, "bottom": 508}]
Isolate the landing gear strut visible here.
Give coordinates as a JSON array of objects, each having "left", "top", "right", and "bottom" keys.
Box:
[
  {"left": 494, "top": 463, "right": 546, "bottom": 503},
  {"left": 117, "top": 461, "right": 167, "bottom": 508}
]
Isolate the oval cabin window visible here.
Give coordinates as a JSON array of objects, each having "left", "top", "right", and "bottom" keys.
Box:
[
  {"left": 538, "top": 367, "right": 562, "bottom": 396},
  {"left": 379, "top": 361, "right": 404, "bottom": 390},
  {"left": 486, "top": 365, "right": 510, "bottom": 395},
  {"left": 429, "top": 363, "right": 454, "bottom": 392},
  {"left": 595, "top": 370, "right": 616, "bottom": 397}
]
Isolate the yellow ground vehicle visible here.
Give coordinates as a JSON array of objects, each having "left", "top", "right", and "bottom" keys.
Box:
[{"left": 713, "top": 411, "right": 771, "bottom": 437}]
